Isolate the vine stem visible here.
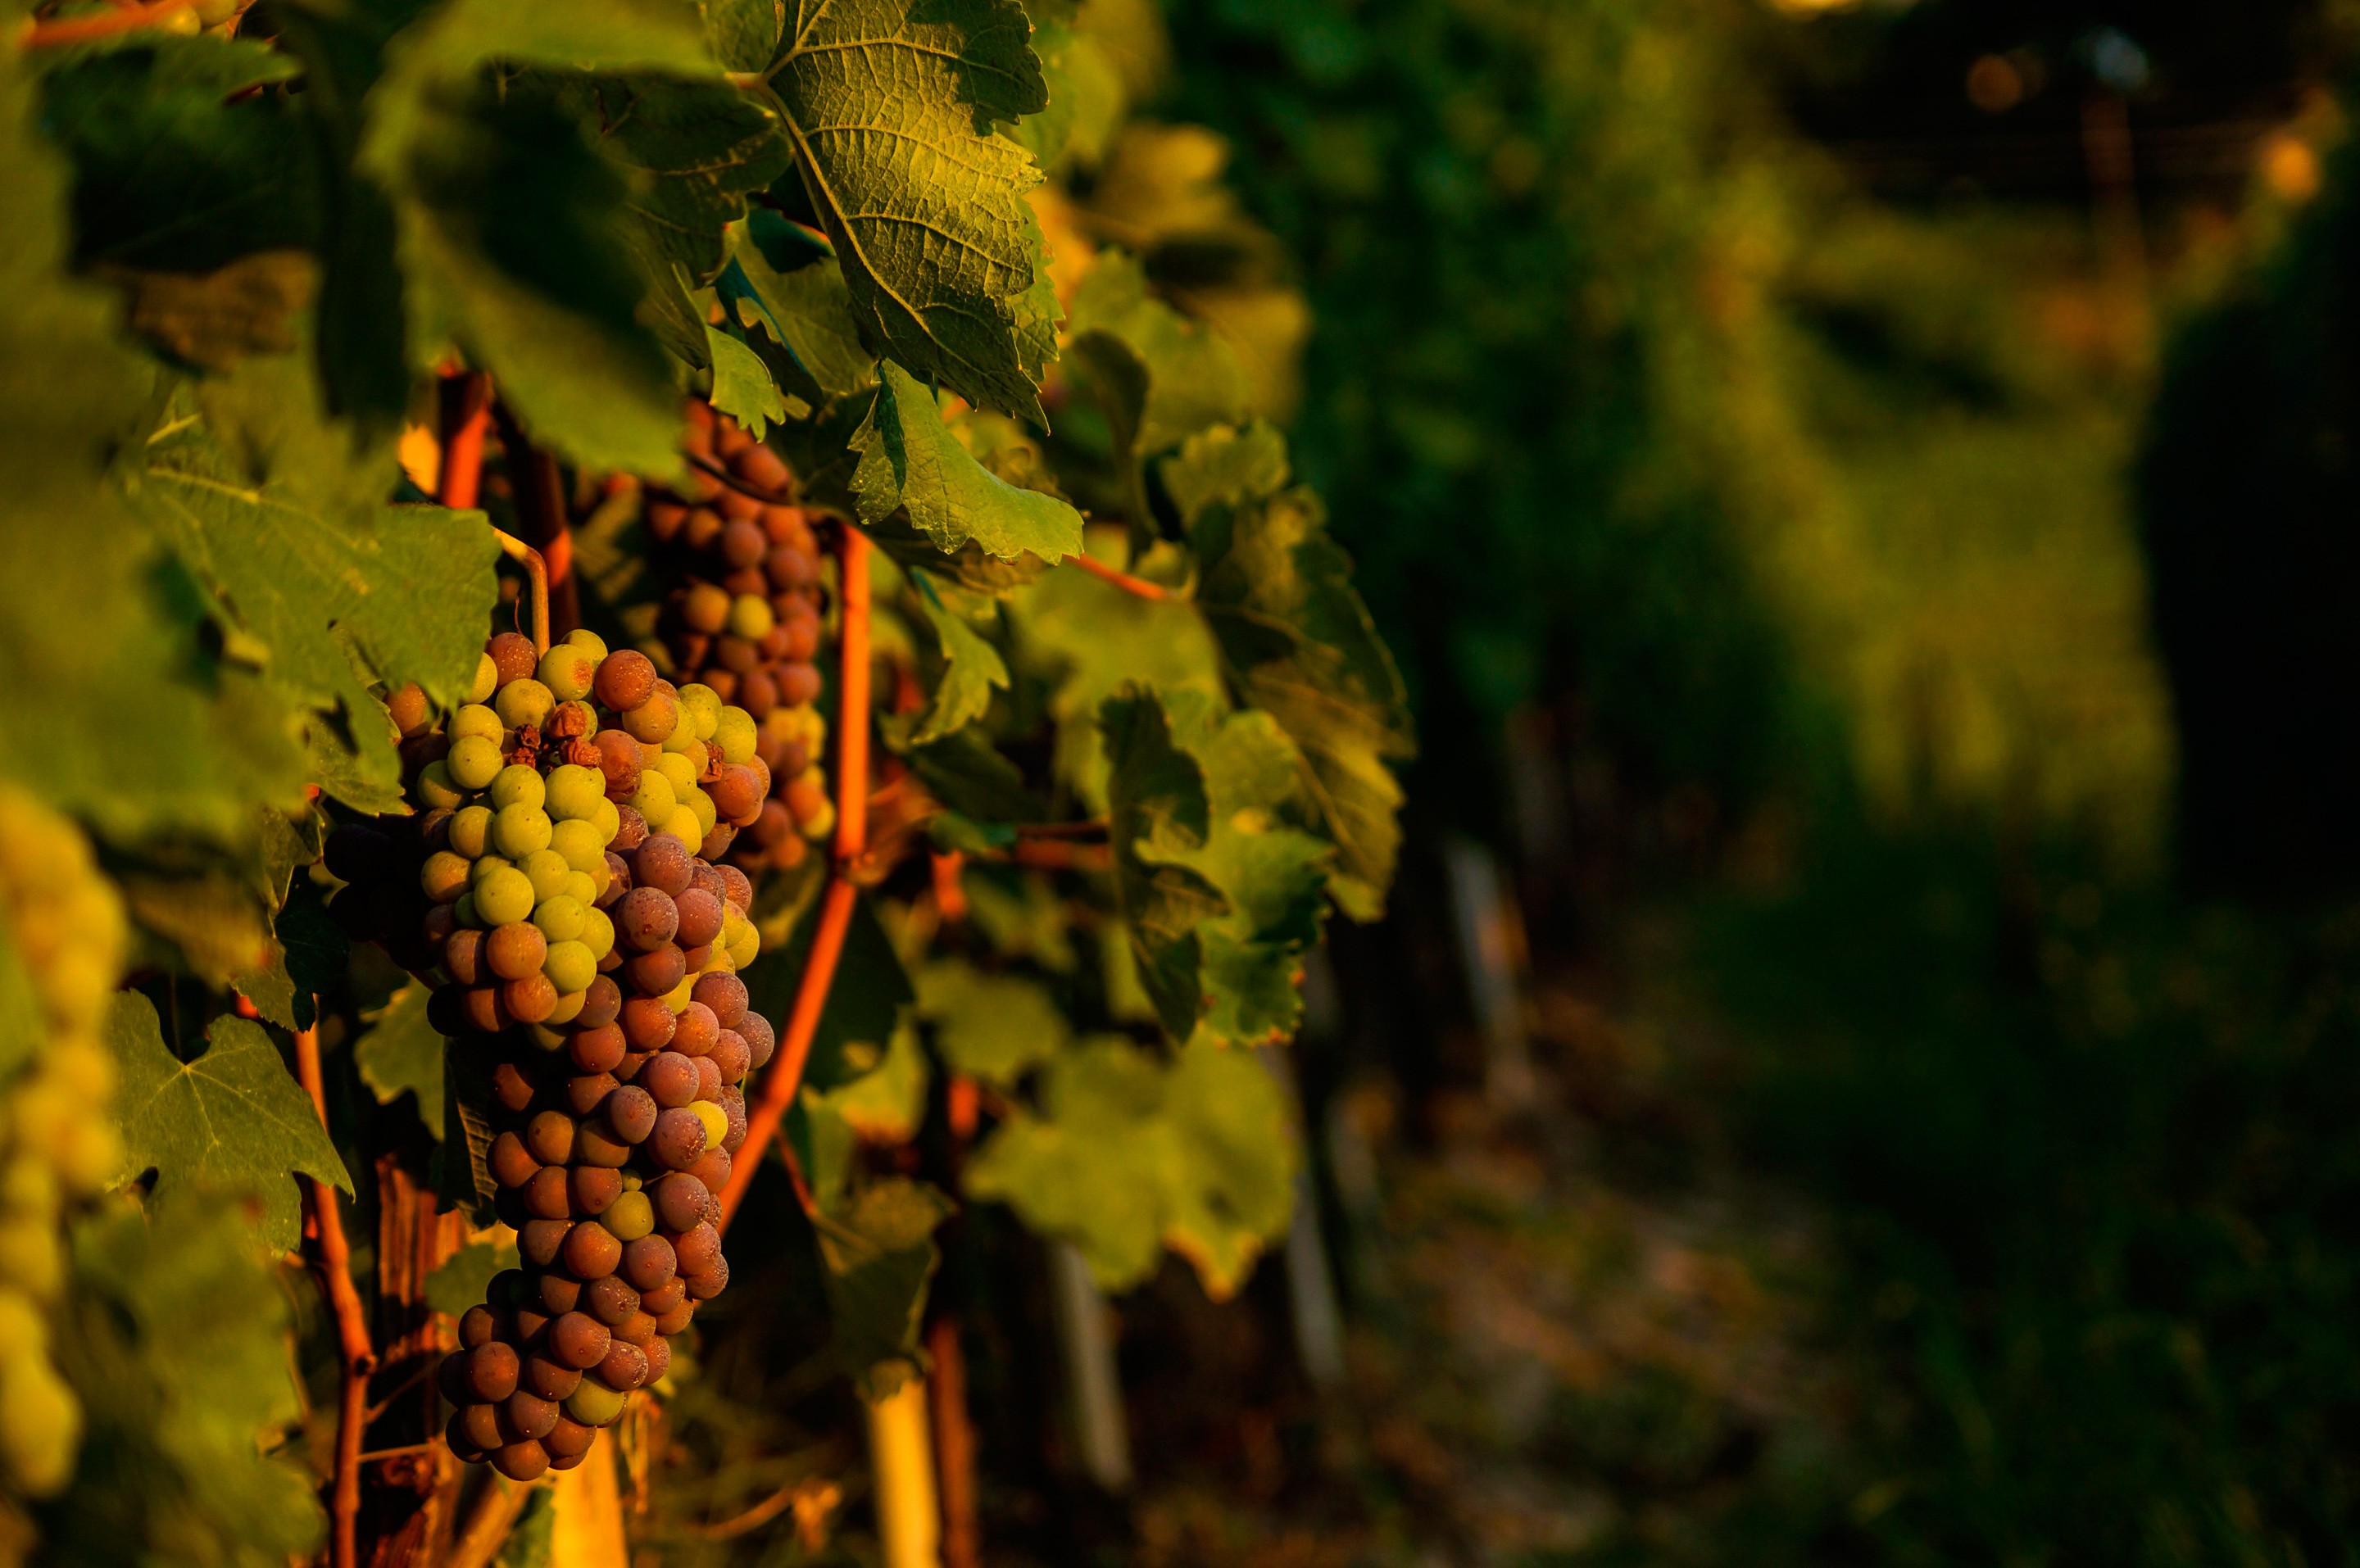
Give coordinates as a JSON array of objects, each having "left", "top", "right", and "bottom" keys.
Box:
[
  {"left": 718, "top": 522, "right": 873, "bottom": 1233},
  {"left": 489, "top": 528, "right": 550, "bottom": 656},
  {"left": 436, "top": 373, "right": 493, "bottom": 510},
  {"left": 18, "top": 0, "right": 189, "bottom": 47},
  {"left": 293, "top": 1018, "right": 376, "bottom": 1568},
  {"left": 1064, "top": 553, "right": 1167, "bottom": 601},
  {"left": 491, "top": 403, "right": 583, "bottom": 635}
]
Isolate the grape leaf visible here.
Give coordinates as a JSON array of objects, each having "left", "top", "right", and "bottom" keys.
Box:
[
  {"left": 1066, "top": 249, "right": 1250, "bottom": 481},
  {"left": 745, "top": 889, "right": 911, "bottom": 1093},
  {"left": 914, "top": 958, "right": 1067, "bottom": 1088},
  {"left": 425, "top": 1236, "right": 518, "bottom": 1316},
  {"left": 105, "top": 993, "right": 352, "bottom": 1254},
  {"left": 727, "top": 225, "right": 878, "bottom": 402},
  {"left": 851, "top": 361, "right": 1083, "bottom": 564},
  {"left": 764, "top": 0, "right": 1054, "bottom": 421},
  {"left": 354, "top": 984, "right": 444, "bottom": 1139},
  {"left": 964, "top": 1036, "right": 1294, "bottom": 1297},
  {"left": 49, "top": 1194, "right": 326, "bottom": 1566},
  {"left": 96, "top": 251, "right": 319, "bottom": 374},
  {"left": 902, "top": 571, "right": 1010, "bottom": 746},
  {"left": 40, "top": 38, "right": 318, "bottom": 273},
  {"left": 1162, "top": 422, "right": 1414, "bottom": 920},
  {"left": 0, "top": 49, "right": 307, "bottom": 840},
  {"left": 702, "top": 0, "right": 784, "bottom": 70},
  {"left": 814, "top": 1176, "right": 953, "bottom": 1399},
  {"left": 239, "top": 876, "right": 349, "bottom": 1033},
  {"left": 1009, "top": 17, "right": 1123, "bottom": 175},
  {"left": 358, "top": 0, "right": 723, "bottom": 475},
  {"left": 1099, "top": 687, "right": 1227, "bottom": 1042},
  {"left": 812, "top": 1013, "right": 928, "bottom": 1143},
  {"left": 559, "top": 74, "right": 795, "bottom": 283},
  {"left": 902, "top": 727, "right": 1051, "bottom": 824},
  {"left": 705, "top": 323, "right": 788, "bottom": 439}
]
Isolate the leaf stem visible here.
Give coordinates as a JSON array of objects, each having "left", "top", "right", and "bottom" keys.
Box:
[
  {"left": 719, "top": 520, "right": 875, "bottom": 1233},
  {"left": 1064, "top": 553, "right": 1168, "bottom": 601},
  {"left": 294, "top": 1018, "right": 377, "bottom": 1568},
  {"left": 488, "top": 529, "right": 550, "bottom": 656},
  {"left": 18, "top": 0, "right": 188, "bottom": 47}
]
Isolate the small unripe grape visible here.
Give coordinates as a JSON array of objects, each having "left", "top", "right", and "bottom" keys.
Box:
[
  {"left": 542, "top": 940, "right": 597, "bottom": 995},
  {"left": 532, "top": 894, "right": 589, "bottom": 945},
  {"left": 563, "top": 1378, "right": 627, "bottom": 1429},
  {"left": 491, "top": 803, "right": 551, "bottom": 860},
  {"left": 442, "top": 805, "right": 490, "bottom": 860},
  {"left": 545, "top": 989, "right": 585, "bottom": 1027},
  {"left": 653, "top": 750, "right": 698, "bottom": 802},
  {"left": 726, "top": 593, "right": 774, "bottom": 641},
  {"left": 441, "top": 739, "right": 497, "bottom": 795},
  {"left": 538, "top": 643, "right": 598, "bottom": 702},
  {"left": 520, "top": 850, "right": 571, "bottom": 903},
  {"left": 686, "top": 1100, "right": 728, "bottom": 1153},
  {"left": 546, "top": 765, "right": 606, "bottom": 825},
  {"left": 495, "top": 678, "right": 556, "bottom": 732},
  {"left": 465, "top": 651, "right": 501, "bottom": 705},
  {"left": 604, "top": 1190, "right": 656, "bottom": 1243}
]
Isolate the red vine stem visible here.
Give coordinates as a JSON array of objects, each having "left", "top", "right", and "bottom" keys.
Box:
[
  {"left": 488, "top": 529, "right": 550, "bottom": 657},
  {"left": 1064, "top": 552, "right": 1167, "bottom": 601},
  {"left": 18, "top": 0, "right": 189, "bottom": 47},
  {"left": 435, "top": 373, "right": 492, "bottom": 510},
  {"left": 718, "top": 523, "right": 874, "bottom": 1233},
  {"left": 294, "top": 1019, "right": 376, "bottom": 1568}
]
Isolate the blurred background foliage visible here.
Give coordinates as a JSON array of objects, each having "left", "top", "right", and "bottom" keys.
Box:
[{"left": 1005, "top": 0, "right": 2360, "bottom": 1562}]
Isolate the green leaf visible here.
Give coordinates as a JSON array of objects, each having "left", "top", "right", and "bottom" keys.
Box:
[
  {"left": 902, "top": 727, "right": 1050, "bottom": 824},
  {"left": 811, "top": 1013, "right": 928, "bottom": 1143},
  {"left": 851, "top": 360, "right": 1083, "bottom": 564},
  {"left": 705, "top": 323, "right": 788, "bottom": 439},
  {"left": 40, "top": 38, "right": 317, "bottom": 273},
  {"left": 239, "top": 876, "right": 349, "bottom": 1033},
  {"left": 914, "top": 958, "right": 1067, "bottom": 1088},
  {"left": 96, "top": 252, "right": 320, "bottom": 375},
  {"left": 354, "top": 984, "right": 444, "bottom": 1138},
  {"left": 814, "top": 1176, "right": 953, "bottom": 1399},
  {"left": 1099, "top": 687, "right": 1228, "bottom": 1042},
  {"left": 426, "top": 1236, "right": 519, "bottom": 1316},
  {"left": 965, "top": 1036, "right": 1294, "bottom": 1297},
  {"left": 744, "top": 890, "right": 912, "bottom": 1093},
  {"left": 127, "top": 410, "right": 501, "bottom": 812},
  {"left": 563, "top": 74, "right": 795, "bottom": 283},
  {"left": 1067, "top": 250, "right": 1251, "bottom": 479},
  {"left": 49, "top": 1193, "right": 326, "bottom": 1566},
  {"left": 1008, "top": 18, "right": 1123, "bottom": 175},
  {"left": 702, "top": 0, "right": 784, "bottom": 70},
  {"left": 1163, "top": 423, "right": 1414, "bottom": 920},
  {"left": 106, "top": 994, "right": 352, "bottom": 1253},
  {"left": 0, "top": 49, "right": 307, "bottom": 840},
  {"left": 765, "top": 0, "right": 1053, "bottom": 420},
  {"left": 902, "top": 572, "right": 1010, "bottom": 746},
  {"left": 360, "top": 0, "right": 724, "bottom": 474},
  {"left": 727, "top": 224, "right": 878, "bottom": 401}
]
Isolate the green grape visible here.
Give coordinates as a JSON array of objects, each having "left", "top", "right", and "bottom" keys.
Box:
[
  {"left": 660, "top": 969, "right": 697, "bottom": 1013},
  {"left": 582, "top": 906, "right": 615, "bottom": 961},
  {"left": 658, "top": 723, "right": 698, "bottom": 758},
  {"left": 661, "top": 805, "right": 705, "bottom": 847},
  {"left": 470, "top": 853, "right": 516, "bottom": 888},
  {"left": 447, "top": 735, "right": 504, "bottom": 791},
  {"left": 565, "top": 870, "right": 601, "bottom": 908},
  {"left": 629, "top": 772, "right": 677, "bottom": 826},
  {"left": 725, "top": 910, "right": 760, "bottom": 969},
  {"left": 592, "top": 797, "right": 621, "bottom": 846},
  {"left": 465, "top": 652, "right": 499, "bottom": 705},
  {"left": 489, "top": 764, "right": 547, "bottom": 813},
  {"left": 546, "top": 988, "right": 587, "bottom": 1026},
  {"left": 544, "top": 766, "right": 602, "bottom": 824},
  {"left": 654, "top": 752, "right": 698, "bottom": 799},
  {"left": 551, "top": 818, "right": 606, "bottom": 874},
  {"left": 476, "top": 866, "right": 536, "bottom": 927},
  {"left": 533, "top": 895, "right": 588, "bottom": 945},
  {"left": 526, "top": 1022, "right": 569, "bottom": 1052},
  {"left": 688, "top": 1100, "right": 728, "bottom": 1149},
  {"left": 677, "top": 683, "right": 722, "bottom": 741},
  {"left": 565, "top": 628, "right": 610, "bottom": 661},
  {"left": 565, "top": 1379, "right": 626, "bottom": 1427},
  {"left": 449, "top": 804, "right": 494, "bottom": 859},
  {"left": 0, "top": 1355, "right": 79, "bottom": 1495},
  {"left": 727, "top": 594, "right": 774, "bottom": 641},
  {"left": 711, "top": 708, "right": 757, "bottom": 766},
  {"left": 521, "top": 850, "right": 572, "bottom": 902},
  {"left": 491, "top": 803, "right": 554, "bottom": 859},
  {"left": 420, "top": 851, "right": 470, "bottom": 904},
  {"left": 603, "top": 1190, "right": 654, "bottom": 1242},
  {"left": 538, "top": 643, "right": 598, "bottom": 703},
  {"left": 542, "top": 940, "right": 597, "bottom": 995},
  {"left": 685, "top": 787, "right": 717, "bottom": 839},
  {"left": 451, "top": 703, "right": 503, "bottom": 743},
  {"left": 494, "top": 678, "right": 556, "bottom": 732},
  {"left": 415, "top": 760, "right": 467, "bottom": 810}
]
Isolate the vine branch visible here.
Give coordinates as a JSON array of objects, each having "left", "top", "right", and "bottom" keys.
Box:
[
  {"left": 718, "top": 523, "right": 874, "bottom": 1232},
  {"left": 294, "top": 1018, "right": 375, "bottom": 1568},
  {"left": 489, "top": 529, "right": 550, "bottom": 656},
  {"left": 435, "top": 372, "right": 493, "bottom": 510},
  {"left": 19, "top": 0, "right": 189, "bottom": 48},
  {"left": 1064, "top": 552, "right": 1169, "bottom": 601}
]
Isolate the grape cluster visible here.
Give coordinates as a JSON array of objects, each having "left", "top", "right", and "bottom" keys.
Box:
[
  {"left": 0, "top": 787, "right": 128, "bottom": 1497},
  {"left": 328, "top": 630, "right": 778, "bottom": 1480},
  {"left": 642, "top": 401, "right": 834, "bottom": 876}
]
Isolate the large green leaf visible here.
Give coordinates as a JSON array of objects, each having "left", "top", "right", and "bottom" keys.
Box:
[
  {"left": 0, "top": 48, "right": 307, "bottom": 841},
  {"left": 1162, "top": 422, "right": 1414, "bottom": 920},
  {"left": 814, "top": 1176, "right": 953, "bottom": 1399},
  {"left": 851, "top": 360, "right": 1083, "bottom": 564},
  {"left": 914, "top": 958, "right": 1066, "bottom": 1089},
  {"left": 762, "top": 0, "right": 1053, "bottom": 420},
  {"left": 360, "top": 0, "right": 723, "bottom": 474},
  {"left": 105, "top": 993, "right": 352, "bottom": 1253},
  {"left": 965, "top": 1036, "right": 1294, "bottom": 1297},
  {"left": 353, "top": 983, "right": 444, "bottom": 1138},
  {"left": 560, "top": 74, "right": 795, "bottom": 284},
  {"left": 48, "top": 1194, "right": 326, "bottom": 1566},
  {"left": 1099, "top": 687, "right": 1227, "bottom": 1042}
]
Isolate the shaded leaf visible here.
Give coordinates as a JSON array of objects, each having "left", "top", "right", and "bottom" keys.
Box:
[
  {"left": 902, "top": 571, "right": 1009, "bottom": 745},
  {"left": 1067, "top": 249, "right": 1250, "bottom": 483},
  {"left": 727, "top": 223, "right": 877, "bottom": 401},
  {"left": 95, "top": 251, "right": 318, "bottom": 374},
  {"left": 106, "top": 993, "right": 351, "bottom": 1253},
  {"left": 744, "top": 890, "right": 912, "bottom": 1093},
  {"left": 914, "top": 958, "right": 1066, "bottom": 1087},
  {"left": 814, "top": 1176, "right": 953, "bottom": 1399},
  {"left": 1099, "top": 686, "right": 1227, "bottom": 1041},
  {"left": 565, "top": 73, "right": 795, "bottom": 284},
  {"left": 425, "top": 1236, "right": 518, "bottom": 1316},
  {"left": 354, "top": 984, "right": 443, "bottom": 1138}
]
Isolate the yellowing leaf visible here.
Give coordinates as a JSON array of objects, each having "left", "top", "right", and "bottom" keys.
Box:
[{"left": 851, "top": 360, "right": 1083, "bottom": 563}]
